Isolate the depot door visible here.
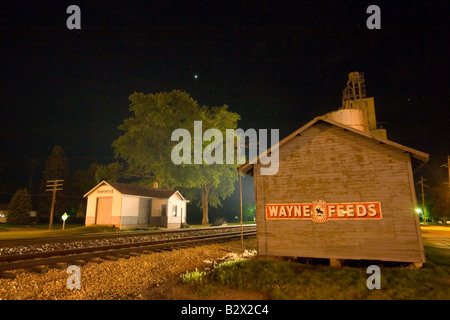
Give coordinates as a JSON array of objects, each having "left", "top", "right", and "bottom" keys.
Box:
[
  {"left": 96, "top": 197, "right": 112, "bottom": 225},
  {"left": 161, "top": 204, "right": 167, "bottom": 227}
]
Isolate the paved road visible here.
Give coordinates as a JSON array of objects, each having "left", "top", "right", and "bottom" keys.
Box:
[{"left": 421, "top": 226, "right": 450, "bottom": 249}]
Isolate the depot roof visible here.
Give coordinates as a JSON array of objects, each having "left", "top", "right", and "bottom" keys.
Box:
[{"left": 83, "top": 180, "right": 185, "bottom": 200}]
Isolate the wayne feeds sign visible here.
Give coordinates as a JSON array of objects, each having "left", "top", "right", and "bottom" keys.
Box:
[{"left": 266, "top": 201, "right": 382, "bottom": 223}]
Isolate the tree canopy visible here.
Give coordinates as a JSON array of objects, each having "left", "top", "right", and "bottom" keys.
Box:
[
  {"left": 431, "top": 184, "right": 450, "bottom": 223},
  {"left": 113, "top": 90, "right": 241, "bottom": 224},
  {"left": 38, "top": 145, "right": 69, "bottom": 223}
]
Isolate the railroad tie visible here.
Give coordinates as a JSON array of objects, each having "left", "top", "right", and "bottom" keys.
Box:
[
  {"left": 32, "top": 266, "right": 48, "bottom": 274},
  {"left": 0, "top": 272, "right": 16, "bottom": 279},
  {"left": 102, "top": 255, "right": 118, "bottom": 261},
  {"left": 72, "top": 259, "right": 87, "bottom": 266}
]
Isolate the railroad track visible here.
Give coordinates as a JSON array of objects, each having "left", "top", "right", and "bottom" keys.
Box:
[
  {"left": 0, "top": 224, "right": 256, "bottom": 248},
  {"left": 0, "top": 225, "right": 256, "bottom": 275}
]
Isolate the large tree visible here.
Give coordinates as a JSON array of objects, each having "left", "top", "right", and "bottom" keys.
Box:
[
  {"left": 94, "top": 162, "right": 123, "bottom": 183},
  {"left": 42, "top": 145, "right": 69, "bottom": 180},
  {"left": 186, "top": 104, "right": 241, "bottom": 224},
  {"left": 113, "top": 90, "right": 241, "bottom": 224}
]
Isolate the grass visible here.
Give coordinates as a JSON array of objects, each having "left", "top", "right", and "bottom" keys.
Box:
[
  {"left": 0, "top": 224, "right": 118, "bottom": 240},
  {"left": 0, "top": 220, "right": 256, "bottom": 239},
  {"left": 180, "top": 268, "right": 207, "bottom": 285},
  {"left": 188, "top": 221, "right": 256, "bottom": 228},
  {"left": 181, "top": 247, "right": 450, "bottom": 300}
]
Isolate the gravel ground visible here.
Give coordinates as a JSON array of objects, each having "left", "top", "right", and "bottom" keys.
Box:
[
  {"left": 0, "top": 227, "right": 256, "bottom": 256},
  {"left": 0, "top": 238, "right": 258, "bottom": 300}
]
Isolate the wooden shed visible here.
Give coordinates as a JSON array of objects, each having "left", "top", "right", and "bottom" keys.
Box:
[
  {"left": 240, "top": 116, "right": 429, "bottom": 266},
  {"left": 84, "top": 181, "right": 188, "bottom": 230}
]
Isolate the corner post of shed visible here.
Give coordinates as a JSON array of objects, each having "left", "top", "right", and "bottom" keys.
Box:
[{"left": 329, "top": 258, "right": 344, "bottom": 268}]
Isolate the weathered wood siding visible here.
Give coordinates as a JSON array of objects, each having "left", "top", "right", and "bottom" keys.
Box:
[{"left": 254, "top": 121, "right": 425, "bottom": 263}]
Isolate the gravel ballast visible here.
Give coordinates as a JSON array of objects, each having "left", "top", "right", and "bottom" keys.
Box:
[
  {"left": 0, "top": 226, "right": 256, "bottom": 256},
  {"left": 0, "top": 239, "right": 257, "bottom": 300}
]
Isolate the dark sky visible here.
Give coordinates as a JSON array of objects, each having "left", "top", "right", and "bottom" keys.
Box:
[{"left": 0, "top": 0, "right": 449, "bottom": 200}]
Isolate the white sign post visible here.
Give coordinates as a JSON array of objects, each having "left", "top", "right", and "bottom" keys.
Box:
[{"left": 62, "top": 212, "right": 68, "bottom": 230}]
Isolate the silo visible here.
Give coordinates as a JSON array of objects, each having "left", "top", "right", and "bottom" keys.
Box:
[{"left": 324, "top": 108, "right": 369, "bottom": 132}]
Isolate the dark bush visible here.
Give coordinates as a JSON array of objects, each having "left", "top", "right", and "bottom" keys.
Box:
[
  {"left": 7, "top": 189, "right": 33, "bottom": 225},
  {"left": 211, "top": 217, "right": 227, "bottom": 226}
]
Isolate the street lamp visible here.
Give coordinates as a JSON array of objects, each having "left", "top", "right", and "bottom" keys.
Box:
[{"left": 415, "top": 208, "right": 425, "bottom": 224}]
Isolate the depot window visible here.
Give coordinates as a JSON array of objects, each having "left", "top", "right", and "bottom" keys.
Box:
[{"left": 172, "top": 205, "right": 177, "bottom": 217}]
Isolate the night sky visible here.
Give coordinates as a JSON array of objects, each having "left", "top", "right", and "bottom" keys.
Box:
[{"left": 0, "top": 1, "right": 449, "bottom": 211}]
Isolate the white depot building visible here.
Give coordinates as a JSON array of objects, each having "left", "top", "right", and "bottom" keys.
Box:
[{"left": 84, "top": 181, "right": 188, "bottom": 229}]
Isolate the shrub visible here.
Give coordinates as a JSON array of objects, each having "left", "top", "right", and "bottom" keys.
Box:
[
  {"left": 7, "top": 189, "right": 33, "bottom": 225},
  {"left": 180, "top": 268, "right": 206, "bottom": 285},
  {"left": 211, "top": 217, "right": 227, "bottom": 226}
]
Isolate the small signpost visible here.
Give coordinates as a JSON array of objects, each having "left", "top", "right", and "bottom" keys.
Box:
[{"left": 62, "top": 212, "right": 68, "bottom": 230}]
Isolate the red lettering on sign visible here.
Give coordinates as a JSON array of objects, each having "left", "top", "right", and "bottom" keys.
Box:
[{"left": 266, "top": 202, "right": 382, "bottom": 221}]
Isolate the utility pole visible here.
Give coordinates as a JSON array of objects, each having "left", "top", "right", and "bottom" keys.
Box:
[
  {"left": 441, "top": 155, "right": 450, "bottom": 184},
  {"left": 46, "top": 179, "right": 63, "bottom": 230},
  {"left": 416, "top": 176, "right": 429, "bottom": 225},
  {"left": 237, "top": 137, "right": 259, "bottom": 255},
  {"left": 239, "top": 168, "right": 245, "bottom": 254},
  {"left": 442, "top": 155, "right": 450, "bottom": 226}
]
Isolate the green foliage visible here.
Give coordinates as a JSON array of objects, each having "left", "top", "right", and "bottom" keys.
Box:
[
  {"left": 431, "top": 184, "right": 450, "bottom": 222},
  {"left": 112, "top": 90, "right": 242, "bottom": 224},
  {"left": 38, "top": 145, "right": 69, "bottom": 223},
  {"left": 211, "top": 217, "right": 227, "bottom": 226},
  {"left": 73, "top": 163, "right": 99, "bottom": 191},
  {"left": 180, "top": 268, "right": 206, "bottom": 285},
  {"left": 209, "top": 258, "right": 247, "bottom": 286},
  {"left": 184, "top": 248, "right": 450, "bottom": 300},
  {"left": 243, "top": 203, "right": 256, "bottom": 222},
  {"left": 42, "top": 145, "right": 69, "bottom": 181},
  {"left": 113, "top": 90, "right": 203, "bottom": 188},
  {"left": 7, "top": 189, "right": 33, "bottom": 225},
  {"left": 95, "top": 162, "right": 123, "bottom": 183}
]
